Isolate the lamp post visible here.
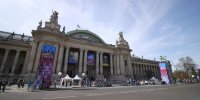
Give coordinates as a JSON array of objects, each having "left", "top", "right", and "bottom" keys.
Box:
[
  {"left": 82, "top": 73, "right": 85, "bottom": 80},
  {"left": 58, "top": 72, "right": 62, "bottom": 79},
  {"left": 82, "top": 73, "right": 86, "bottom": 87}
]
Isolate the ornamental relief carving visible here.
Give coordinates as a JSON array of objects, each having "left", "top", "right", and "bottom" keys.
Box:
[
  {"left": 70, "top": 33, "right": 102, "bottom": 44},
  {"left": 43, "top": 41, "right": 57, "bottom": 46}
]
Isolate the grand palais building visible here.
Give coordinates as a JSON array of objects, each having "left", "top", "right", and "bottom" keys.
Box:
[{"left": 0, "top": 11, "right": 161, "bottom": 84}]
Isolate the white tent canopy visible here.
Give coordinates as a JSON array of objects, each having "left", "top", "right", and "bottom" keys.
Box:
[
  {"left": 60, "top": 74, "right": 73, "bottom": 86},
  {"left": 73, "top": 75, "right": 82, "bottom": 80},
  {"left": 62, "top": 74, "right": 72, "bottom": 80},
  {"left": 150, "top": 76, "right": 158, "bottom": 81}
]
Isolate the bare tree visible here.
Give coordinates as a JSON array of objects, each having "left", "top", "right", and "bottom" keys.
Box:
[{"left": 176, "top": 56, "right": 197, "bottom": 74}]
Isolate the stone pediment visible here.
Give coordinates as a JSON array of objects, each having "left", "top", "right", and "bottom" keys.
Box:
[{"left": 66, "top": 30, "right": 106, "bottom": 45}]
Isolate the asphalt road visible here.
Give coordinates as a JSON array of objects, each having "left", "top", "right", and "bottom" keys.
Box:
[{"left": 0, "top": 83, "right": 200, "bottom": 100}]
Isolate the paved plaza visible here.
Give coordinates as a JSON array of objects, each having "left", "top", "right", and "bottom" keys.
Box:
[{"left": 0, "top": 83, "right": 200, "bottom": 100}]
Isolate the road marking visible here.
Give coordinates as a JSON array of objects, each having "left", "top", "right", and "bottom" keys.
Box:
[
  {"left": 42, "top": 87, "right": 169, "bottom": 99},
  {"left": 119, "top": 91, "right": 137, "bottom": 94},
  {"left": 42, "top": 96, "right": 77, "bottom": 100},
  {"left": 87, "top": 93, "right": 113, "bottom": 96}
]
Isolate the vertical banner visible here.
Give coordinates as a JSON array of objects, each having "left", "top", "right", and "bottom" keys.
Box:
[
  {"left": 34, "top": 44, "right": 56, "bottom": 89},
  {"left": 159, "top": 63, "right": 169, "bottom": 84},
  {"left": 68, "top": 51, "right": 78, "bottom": 64},
  {"left": 87, "top": 53, "right": 95, "bottom": 66}
]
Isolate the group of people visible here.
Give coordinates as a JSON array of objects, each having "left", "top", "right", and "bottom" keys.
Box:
[
  {"left": 17, "top": 79, "right": 25, "bottom": 88},
  {"left": 0, "top": 79, "right": 7, "bottom": 93}
]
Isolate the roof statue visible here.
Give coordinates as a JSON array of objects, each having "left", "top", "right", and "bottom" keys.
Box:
[
  {"left": 50, "top": 11, "right": 58, "bottom": 24},
  {"left": 37, "top": 20, "right": 42, "bottom": 30},
  {"left": 76, "top": 24, "right": 81, "bottom": 30},
  {"left": 116, "top": 32, "right": 129, "bottom": 48},
  {"left": 62, "top": 26, "right": 65, "bottom": 33},
  {"left": 21, "top": 33, "right": 24, "bottom": 40},
  {"left": 39, "top": 10, "right": 61, "bottom": 33},
  {"left": 119, "top": 32, "right": 123, "bottom": 40}
]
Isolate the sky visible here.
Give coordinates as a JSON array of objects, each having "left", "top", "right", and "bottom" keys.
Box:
[{"left": 0, "top": 0, "right": 200, "bottom": 70}]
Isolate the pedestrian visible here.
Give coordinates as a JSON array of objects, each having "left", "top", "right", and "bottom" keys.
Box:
[
  {"left": 81, "top": 80, "right": 85, "bottom": 87},
  {"left": 2, "top": 80, "right": 7, "bottom": 92},
  {"left": 54, "top": 80, "right": 56, "bottom": 88},
  {"left": 27, "top": 80, "right": 32, "bottom": 91},
  {"left": 17, "top": 79, "right": 21, "bottom": 88},
  {"left": 21, "top": 79, "right": 25, "bottom": 88},
  {"left": 0, "top": 79, "right": 2, "bottom": 93}
]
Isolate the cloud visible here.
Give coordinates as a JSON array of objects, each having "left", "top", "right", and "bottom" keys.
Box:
[{"left": 0, "top": 0, "right": 199, "bottom": 69}]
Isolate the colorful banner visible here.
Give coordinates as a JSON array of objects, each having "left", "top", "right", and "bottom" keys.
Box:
[
  {"left": 68, "top": 51, "right": 78, "bottom": 64},
  {"left": 159, "top": 63, "right": 169, "bottom": 84},
  {"left": 34, "top": 44, "right": 56, "bottom": 89},
  {"left": 87, "top": 53, "right": 95, "bottom": 66}
]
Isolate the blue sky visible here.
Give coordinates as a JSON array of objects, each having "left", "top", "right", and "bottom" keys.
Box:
[{"left": 0, "top": 0, "right": 200, "bottom": 70}]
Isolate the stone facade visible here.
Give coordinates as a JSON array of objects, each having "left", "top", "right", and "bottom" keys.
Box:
[{"left": 0, "top": 12, "right": 161, "bottom": 84}]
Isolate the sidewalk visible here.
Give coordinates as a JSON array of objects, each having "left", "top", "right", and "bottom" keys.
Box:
[
  {"left": 5, "top": 85, "right": 29, "bottom": 93},
  {"left": 4, "top": 84, "right": 164, "bottom": 93}
]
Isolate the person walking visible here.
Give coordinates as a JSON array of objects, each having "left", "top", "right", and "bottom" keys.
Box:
[
  {"left": 17, "top": 79, "right": 21, "bottom": 88},
  {"left": 0, "top": 79, "right": 2, "bottom": 93},
  {"left": 27, "top": 80, "right": 32, "bottom": 91},
  {"left": 2, "top": 80, "right": 7, "bottom": 92},
  {"left": 54, "top": 80, "right": 57, "bottom": 88},
  {"left": 21, "top": 79, "right": 25, "bottom": 88}
]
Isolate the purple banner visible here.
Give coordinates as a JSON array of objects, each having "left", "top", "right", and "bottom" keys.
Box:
[
  {"left": 34, "top": 44, "right": 56, "bottom": 89},
  {"left": 87, "top": 53, "right": 95, "bottom": 66}
]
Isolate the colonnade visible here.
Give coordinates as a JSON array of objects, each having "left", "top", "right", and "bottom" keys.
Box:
[
  {"left": 0, "top": 48, "right": 30, "bottom": 75},
  {"left": 27, "top": 41, "right": 116, "bottom": 78},
  {"left": 132, "top": 63, "right": 160, "bottom": 80}
]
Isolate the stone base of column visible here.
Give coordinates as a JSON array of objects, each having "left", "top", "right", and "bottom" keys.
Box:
[
  {"left": 114, "top": 75, "right": 126, "bottom": 84},
  {"left": 78, "top": 73, "right": 83, "bottom": 78},
  {"left": 9, "top": 73, "right": 15, "bottom": 76},
  {"left": 52, "top": 74, "right": 62, "bottom": 81},
  {"left": 24, "top": 73, "right": 36, "bottom": 81},
  {"left": 95, "top": 74, "right": 104, "bottom": 81}
]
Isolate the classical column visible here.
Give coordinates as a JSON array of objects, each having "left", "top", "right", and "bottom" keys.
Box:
[
  {"left": 151, "top": 66, "right": 154, "bottom": 76},
  {"left": 134, "top": 64, "right": 137, "bottom": 79},
  {"left": 138, "top": 64, "right": 141, "bottom": 79},
  {"left": 33, "top": 42, "right": 44, "bottom": 73},
  {"left": 110, "top": 53, "right": 113, "bottom": 75},
  {"left": 127, "top": 56, "right": 132, "bottom": 75},
  {"left": 11, "top": 50, "right": 20, "bottom": 74},
  {"left": 154, "top": 66, "right": 157, "bottom": 78},
  {"left": 113, "top": 54, "right": 117, "bottom": 75},
  {"left": 22, "top": 51, "right": 30, "bottom": 74},
  {"left": 63, "top": 46, "right": 69, "bottom": 74},
  {"left": 27, "top": 41, "right": 38, "bottom": 73},
  {"left": 78, "top": 48, "right": 83, "bottom": 74},
  {"left": 96, "top": 51, "right": 99, "bottom": 75},
  {"left": 0, "top": 49, "right": 10, "bottom": 73},
  {"left": 120, "top": 55, "right": 124, "bottom": 75},
  {"left": 141, "top": 65, "right": 143, "bottom": 79},
  {"left": 145, "top": 65, "right": 147, "bottom": 79},
  {"left": 52, "top": 44, "right": 59, "bottom": 74},
  {"left": 99, "top": 52, "right": 103, "bottom": 75},
  {"left": 140, "top": 64, "right": 143, "bottom": 79},
  {"left": 56, "top": 45, "right": 64, "bottom": 73},
  {"left": 150, "top": 66, "right": 153, "bottom": 76},
  {"left": 153, "top": 66, "right": 157, "bottom": 77},
  {"left": 116, "top": 54, "right": 120, "bottom": 75},
  {"left": 83, "top": 49, "right": 88, "bottom": 73}
]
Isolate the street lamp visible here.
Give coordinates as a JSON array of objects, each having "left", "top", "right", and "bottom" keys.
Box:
[
  {"left": 58, "top": 72, "right": 62, "bottom": 79},
  {"left": 192, "top": 75, "right": 195, "bottom": 80},
  {"left": 82, "top": 73, "right": 85, "bottom": 77},
  {"left": 82, "top": 73, "right": 86, "bottom": 87}
]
